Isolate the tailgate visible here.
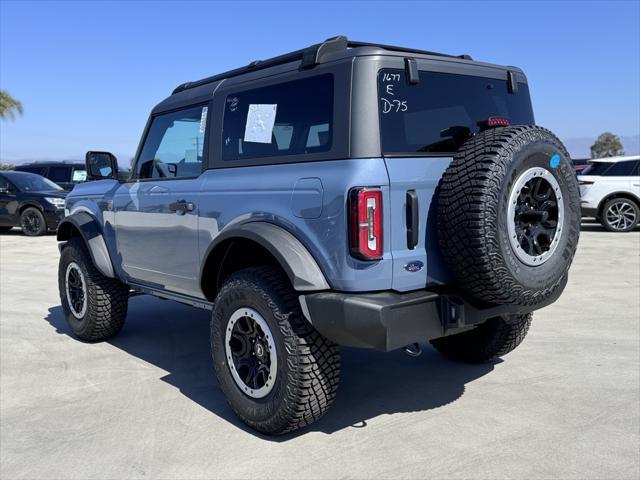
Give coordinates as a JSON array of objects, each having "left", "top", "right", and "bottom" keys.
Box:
[{"left": 384, "top": 156, "right": 452, "bottom": 292}]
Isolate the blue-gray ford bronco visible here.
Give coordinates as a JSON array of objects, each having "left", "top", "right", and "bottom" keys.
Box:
[{"left": 57, "top": 36, "right": 580, "bottom": 435}]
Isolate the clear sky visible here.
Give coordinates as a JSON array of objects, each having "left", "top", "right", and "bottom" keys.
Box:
[{"left": 1, "top": 0, "right": 639, "bottom": 163}]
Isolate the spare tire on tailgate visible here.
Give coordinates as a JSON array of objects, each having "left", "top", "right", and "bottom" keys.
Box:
[{"left": 437, "top": 125, "right": 580, "bottom": 306}]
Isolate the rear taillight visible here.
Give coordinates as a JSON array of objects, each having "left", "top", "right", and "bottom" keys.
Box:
[
  {"left": 486, "top": 116, "right": 510, "bottom": 127},
  {"left": 349, "top": 187, "right": 383, "bottom": 260}
]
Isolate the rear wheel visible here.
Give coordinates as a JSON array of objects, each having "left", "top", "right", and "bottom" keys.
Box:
[
  {"left": 430, "top": 313, "right": 532, "bottom": 363},
  {"left": 58, "top": 238, "right": 129, "bottom": 341},
  {"left": 600, "top": 198, "right": 639, "bottom": 232},
  {"left": 210, "top": 266, "right": 340, "bottom": 435},
  {"left": 20, "top": 207, "right": 47, "bottom": 236}
]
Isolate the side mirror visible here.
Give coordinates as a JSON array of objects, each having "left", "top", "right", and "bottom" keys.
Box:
[{"left": 85, "top": 151, "right": 119, "bottom": 181}]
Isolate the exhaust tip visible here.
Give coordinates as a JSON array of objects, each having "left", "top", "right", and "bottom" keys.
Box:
[{"left": 404, "top": 343, "right": 422, "bottom": 357}]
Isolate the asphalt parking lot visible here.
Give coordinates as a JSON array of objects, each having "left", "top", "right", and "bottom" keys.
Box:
[{"left": 1, "top": 222, "right": 639, "bottom": 480}]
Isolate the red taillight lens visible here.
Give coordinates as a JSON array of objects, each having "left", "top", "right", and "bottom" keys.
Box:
[
  {"left": 486, "top": 116, "right": 510, "bottom": 127},
  {"left": 349, "top": 187, "right": 383, "bottom": 260}
]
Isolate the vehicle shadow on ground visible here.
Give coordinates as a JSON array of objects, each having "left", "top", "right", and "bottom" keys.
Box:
[
  {"left": 45, "top": 296, "right": 496, "bottom": 440},
  {"left": 0, "top": 229, "right": 56, "bottom": 236},
  {"left": 580, "top": 218, "right": 640, "bottom": 233}
]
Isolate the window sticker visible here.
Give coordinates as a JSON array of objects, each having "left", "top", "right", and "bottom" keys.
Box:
[
  {"left": 72, "top": 170, "right": 87, "bottom": 182},
  {"left": 199, "top": 106, "right": 208, "bottom": 133},
  {"left": 244, "top": 104, "right": 277, "bottom": 144}
]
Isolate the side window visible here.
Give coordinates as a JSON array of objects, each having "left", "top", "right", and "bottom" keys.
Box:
[
  {"left": 631, "top": 160, "right": 640, "bottom": 176},
  {"left": 604, "top": 161, "right": 635, "bottom": 177},
  {"left": 48, "top": 166, "right": 71, "bottom": 183},
  {"left": 19, "top": 166, "right": 46, "bottom": 176},
  {"left": 222, "top": 74, "right": 333, "bottom": 161},
  {"left": 136, "top": 105, "right": 208, "bottom": 179}
]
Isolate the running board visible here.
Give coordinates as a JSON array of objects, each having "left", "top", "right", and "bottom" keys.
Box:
[{"left": 128, "top": 283, "right": 214, "bottom": 311}]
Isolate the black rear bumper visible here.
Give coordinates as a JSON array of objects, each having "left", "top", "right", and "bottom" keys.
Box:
[{"left": 300, "top": 277, "right": 566, "bottom": 352}]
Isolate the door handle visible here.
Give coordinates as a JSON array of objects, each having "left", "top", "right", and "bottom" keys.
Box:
[
  {"left": 406, "top": 190, "right": 419, "bottom": 249},
  {"left": 169, "top": 200, "right": 195, "bottom": 213}
]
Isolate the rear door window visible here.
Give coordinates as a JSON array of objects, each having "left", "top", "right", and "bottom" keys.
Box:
[
  {"left": 378, "top": 69, "right": 534, "bottom": 155},
  {"left": 17, "top": 166, "right": 47, "bottom": 176},
  {"left": 222, "top": 74, "right": 333, "bottom": 162}
]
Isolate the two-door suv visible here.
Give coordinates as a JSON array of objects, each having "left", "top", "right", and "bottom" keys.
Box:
[{"left": 57, "top": 37, "right": 580, "bottom": 434}]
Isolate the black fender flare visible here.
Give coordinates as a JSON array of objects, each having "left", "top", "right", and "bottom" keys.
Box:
[
  {"left": 57, "top": 212, "right": 115, "bottom": 278},
  {"left": 201, "top": 222, "right": 330, "bottom": 292}
]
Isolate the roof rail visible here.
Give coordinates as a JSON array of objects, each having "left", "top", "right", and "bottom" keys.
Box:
[
  {"left": 345, "top": 40, "right": 472, "bottom": 61},
  {"left": 171, "top": 36, "right": 472, "bottom": 95}
]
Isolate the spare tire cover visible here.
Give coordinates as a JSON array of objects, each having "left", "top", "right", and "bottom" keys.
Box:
[{"left": 437, "top": 125, "right": 580, "bottom": 306}]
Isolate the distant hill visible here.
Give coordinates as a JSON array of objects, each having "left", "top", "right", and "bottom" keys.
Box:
[
  {"left": 1, "top": 154, "right": 132, "bottom": 169},
  {"left": 2, "top": 135, "right": 638, "bottom": 167}
]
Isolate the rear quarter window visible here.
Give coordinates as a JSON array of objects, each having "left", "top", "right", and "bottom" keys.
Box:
[
  {"left": 582, "top": 162, "right": 610, "bottom": 176},
  {"left": 221, "top": 74, "right": 333, "bottom": 162},
  {"left": 602, "top": 160, "right": 637, "bottom": 176},
  {"left": 378, "top": 69, "right": 534, "bottom": 155}
]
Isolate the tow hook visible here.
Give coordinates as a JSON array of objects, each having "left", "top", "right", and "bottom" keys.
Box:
[{"left": 404, "top": 343, "right": 422, "bottom": 357}]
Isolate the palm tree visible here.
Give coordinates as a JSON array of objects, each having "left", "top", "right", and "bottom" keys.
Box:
[{"left": 0, "top": 90, "right": 23, "bottom": 120}]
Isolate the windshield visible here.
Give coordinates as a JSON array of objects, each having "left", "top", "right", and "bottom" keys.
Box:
[
  {"left": 10, "top": 173, "right": 64, "bottom": 192},
  {"left": 378, "top": 69, "right": 535, "bottom": 154}
]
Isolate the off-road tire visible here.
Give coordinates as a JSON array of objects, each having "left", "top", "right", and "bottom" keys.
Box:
[
  {"left": 211, "top": 266, "right": 340, "bottom": 435},
  {"left": 20, "top": 207, "right": 47, "bottom": 236},
  {"left": 437, "top": 125, "right": 580, "bottom": 306},
  {"left": 600, "top": 197, "right": 639, "bottom": 232},
  {"left": 58, "top": 238, "right": 129, "bottom": 341},
  {"left": 430, "top": 313, "right": 532, "bottom": 363}
]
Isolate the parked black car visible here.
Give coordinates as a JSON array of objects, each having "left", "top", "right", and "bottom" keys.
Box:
[
  {"left": 15, "top": 161, "right": 86, "bottom": 191},
  {"left": 0, "top": 171, "right": 67, "bottom": 236}
]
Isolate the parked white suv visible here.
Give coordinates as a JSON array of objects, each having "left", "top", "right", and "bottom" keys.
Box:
[{"left": 578, "top": 155, "right": 640, "bottom": 232}]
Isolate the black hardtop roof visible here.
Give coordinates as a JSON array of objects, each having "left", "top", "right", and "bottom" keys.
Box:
[{"left": 170, "top": 36, "right": 508, "bottom": 96}]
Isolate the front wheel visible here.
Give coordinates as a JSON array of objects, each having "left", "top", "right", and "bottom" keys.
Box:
[
  {"left": 20, "top": 207, "right": 47, "bottom": 236},
  {"left": 601, "top": 198, "right": 639, "bottom": 232},
  {"left": 430, "top": 313, "right": 532, "bottom": 363},
  {"left": 211, "top": 266, "right": 340, "bottom": 435},
  {"left": 58, "top": 238, "right": 129, "bottom": 341}
]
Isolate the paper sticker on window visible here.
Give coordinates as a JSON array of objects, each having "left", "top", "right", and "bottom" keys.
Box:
[
  {"left": 72, "top": 170, "right": 87, "bottom": 182},
  {"left": 244, "top": 104, "right": 277, "bottom": 143},
  {"left": 200, "top": 106, "right": 208, "bottom": 133}
]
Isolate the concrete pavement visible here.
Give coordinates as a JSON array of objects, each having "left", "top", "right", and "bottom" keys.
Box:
[{"left": 1, "top": 223, "right": 639, "bottom": 479}]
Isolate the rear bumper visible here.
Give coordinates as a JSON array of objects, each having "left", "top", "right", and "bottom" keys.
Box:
[{"left": 300, "top": 277, "right": 567, "bottom": 352}]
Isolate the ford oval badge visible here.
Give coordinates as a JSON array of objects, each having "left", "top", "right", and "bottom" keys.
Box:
[{"left": 404, "top": 261, "right": 424, "bottom": 273}]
